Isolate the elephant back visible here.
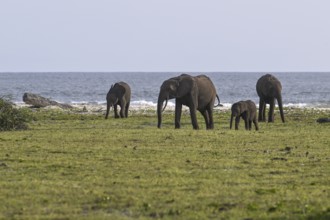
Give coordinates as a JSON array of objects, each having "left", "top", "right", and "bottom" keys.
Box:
[
  {"left": 256, "top": 74, "right": 282, "bottom": 97},
  {"left": 110, "top": 81, "right": 131, "bottom": 100},
  {"left": 194, "top": 75, "right": 217, "bottom": 108},
  {"left": 115, "top": 82, "right": 131, "bottom": 90},
  {"left": 195, "top": 75, "right": 217, "bottom": 93}
]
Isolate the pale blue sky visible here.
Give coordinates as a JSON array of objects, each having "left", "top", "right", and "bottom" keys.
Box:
[{"left": 1, "top": 0, "right": 330, "bottom": 72}]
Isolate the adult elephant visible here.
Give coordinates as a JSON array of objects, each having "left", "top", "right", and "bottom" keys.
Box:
[
  {"left": 105, "top": 82, "right": 131, "bottom": 119},
  {"left": 256, "top": 74, "right": 285, "bottom": 123},
  {"left": 157, "top": 74, "right": 220, "bottom": 130}
]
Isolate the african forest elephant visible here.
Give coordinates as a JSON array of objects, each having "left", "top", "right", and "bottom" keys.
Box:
[
  {"left": 105, "top": 82, "right": 131, "bottom": 119},
  {"left": 230, "top": 100, "right": 259, "bottom": 131},
  {"left": 157, "top": 74, "right": 220, "bottom": 130},
  {"left": 256, "top": 74, "right": 285, "bottom": 123}
]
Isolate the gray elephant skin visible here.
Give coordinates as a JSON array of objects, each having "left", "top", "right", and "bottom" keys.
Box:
[
  {"left": 230, "top": 100, "right": 259, "bottom": 131},
  {"left": 256, "top": 74, "right": 285, "bottom": 123},
  {"left": 157, "top": 74, "right": 220, "bottom": 130},
  {"left": 105, "top": 82, "right": 131, "bottom": 119}
]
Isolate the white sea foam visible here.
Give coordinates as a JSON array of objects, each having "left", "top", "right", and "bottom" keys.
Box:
[
  {"left": 284, "top": 103, "right": 308, "bottom": 108},
  {"left": 15, "top": 100, "right": 330, "bottom": 112}
]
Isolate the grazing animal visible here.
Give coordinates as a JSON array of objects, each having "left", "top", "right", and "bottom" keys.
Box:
[
  {"left": 105, "top": 82, "right": 131, "bottom": 119},
  {"left": 256, "top": 74, "right": 285, "bottom": 123},
  {"left": 230, "top": 100, "right": 259, "bottom": 130}
]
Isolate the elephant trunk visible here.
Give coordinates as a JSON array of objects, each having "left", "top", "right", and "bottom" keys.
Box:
[
  {"left": 157, "top": 102, "right": 162, "bottom": 128},
  {"left": 157, "top": 89, "right": 170, "bottom": 128},
  {"left": 105, "top": 102, "right": 111, "bottom": 119},
  {"left": 230, "top": 114, "right": 234, "bottom": 129},
  {"left": 157, "top": 95, "right": 165, "bottom": 128},
  {"left": 277, "top": 94, "right": 285, "bottom": 123}
]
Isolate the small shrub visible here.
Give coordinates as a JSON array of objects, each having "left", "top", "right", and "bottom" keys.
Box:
[{"left": 0, "top": 98, "right": 31, "bottom": 131}]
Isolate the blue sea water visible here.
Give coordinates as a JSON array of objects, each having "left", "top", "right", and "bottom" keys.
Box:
[{"left": 0, "top": 72, "right": 329, "bottom": 109}]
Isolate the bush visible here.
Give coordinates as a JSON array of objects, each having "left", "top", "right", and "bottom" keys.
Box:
[{"left": 0, "top": 98, "right": 31, "bottom": 131}]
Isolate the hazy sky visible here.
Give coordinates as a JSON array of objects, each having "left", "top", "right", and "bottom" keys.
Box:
[{"left": 1, "top": 0, "right": 330, "bottom": 72}]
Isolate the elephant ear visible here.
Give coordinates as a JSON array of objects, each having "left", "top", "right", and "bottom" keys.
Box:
[
  {"left": 176, "top": 75, "right": 197, "bottom": 98},
  {"left": 169, "top": 80, "right": 179, "bottom": 93}
]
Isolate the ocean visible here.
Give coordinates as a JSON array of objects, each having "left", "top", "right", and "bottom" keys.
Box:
[{"left": 0, "top": 72, "right": 329, "bottom": 109}]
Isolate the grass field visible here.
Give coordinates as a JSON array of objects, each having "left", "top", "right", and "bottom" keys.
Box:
[{"left": 0, "top": 107, "right": 329, "bottom": 219}]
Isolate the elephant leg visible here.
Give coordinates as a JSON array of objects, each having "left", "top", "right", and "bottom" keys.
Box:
[
  {"left": 241, "top": 112, "right": 248, "bottom": 130},
  {"left": 253, "top": 118, "right": 259, "bottom": 131},
  {"left": 114, "top": 105, "right": 120, "bottom": 118},
  {"left": 200, "top": 110, "right": 210, "bottom": 129},
  {"left": 235, "top": 116, "right": 240, "bottom": 130},
  {"left": 268, "top": 98, "right": 275, "bottom": 122},
  {"left": 206, "top": 106, "right": 214, "bottom": 129},
  {"left": 119, "top": 101, "right": 126, "bottom": 118},
  {"left": 120, "top": 107, "right": 125, "bottom": 118},
  {"left": 277, "top": 96, "right": 285, "bottom": 123},
  {"left": 200, "top": 110, "right": 207, "bottom": 127},
  {"left": 175, "top": 101, "right": 182, "bottom": 129},
  {"left": 189, "top": 107, "right": 199, "bottom": 130},
  {"left": 244, "top": 118, "right": 248, "bottom": 130},
  {"left": 125, "top": 102, "right": 130, "bottom": 118},
  {"left": 258, "top": 99, "right": 265, "bottom": 122},
  {"left": 245, "top": 112, "right": 250, "bottom": 130},
  {"left": 262, "top": 103, "right": 266, "bottom": 122},
  {"left": 248, "top": 120, "right": 252, "bottom": 130}
]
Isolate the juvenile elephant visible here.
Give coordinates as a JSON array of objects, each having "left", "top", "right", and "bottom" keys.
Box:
[
  {"left": 157, "top": 74, "right": 220, "bottom": 130},
  {"left": 256, "top": 74, "right": 285, "bottom": 123},
  {"left": 230, "top": 100, "right": 259, "bottom": 131},
  {"left": 105, "top": 82, "right": 131, "bottom": 119}
]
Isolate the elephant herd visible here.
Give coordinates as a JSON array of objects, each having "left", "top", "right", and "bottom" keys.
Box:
[{"left": 105, "top": 73, "right": 285, "bottom": 130}]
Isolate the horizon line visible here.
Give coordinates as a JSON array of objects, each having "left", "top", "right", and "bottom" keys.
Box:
[{"left": 1, "top": 71, "right": 330, "bottom": 74}]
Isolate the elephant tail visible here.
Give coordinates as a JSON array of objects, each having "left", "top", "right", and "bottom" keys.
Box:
[
  {"left": 162, "top": 97, "right": 168, "bottom": 112},
  {"left": 214, "top": 94, "right": 223, "bottom": 107}
]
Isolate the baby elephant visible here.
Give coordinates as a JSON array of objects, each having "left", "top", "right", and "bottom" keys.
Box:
[
  {"left": 105, "top": 82, "right": 131, "bottom": 119},
  {"left": 230, "top": 100, "right": 259, "bottom": 131}
]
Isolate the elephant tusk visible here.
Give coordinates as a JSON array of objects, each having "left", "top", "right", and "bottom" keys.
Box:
[{"left": 162, "top": 98, "right": 168, "bottom": 112}]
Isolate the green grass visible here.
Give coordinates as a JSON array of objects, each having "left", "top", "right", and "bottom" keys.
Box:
[{"left": 0, "top": 108, "right": 329, "bottom": 219}]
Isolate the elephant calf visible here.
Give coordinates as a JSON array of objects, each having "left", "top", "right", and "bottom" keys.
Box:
[
  {"left": 105, "top": 82, "right": 131, "bottom": 119},
  {"left": 230, "top": 100, "right": 259, "bottom": 131}
]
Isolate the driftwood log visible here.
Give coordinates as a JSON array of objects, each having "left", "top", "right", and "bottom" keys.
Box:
[{"left": 23, "top": 93, "right": 73, "bottom": 109}]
